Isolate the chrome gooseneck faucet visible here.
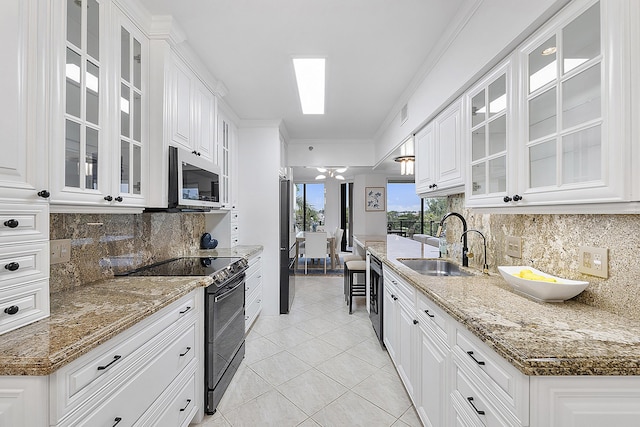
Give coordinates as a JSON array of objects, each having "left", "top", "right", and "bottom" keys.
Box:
[
  {"left": 460, "top": 229, "right": 489, "bottom": 274},
  {"left": 439, "top": 212, "right": 468, "bottom": 267}
]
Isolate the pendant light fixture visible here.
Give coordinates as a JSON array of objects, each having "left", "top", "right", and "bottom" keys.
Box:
[{"left": 394, "top": 136, "right": 415, "bottom": 175}]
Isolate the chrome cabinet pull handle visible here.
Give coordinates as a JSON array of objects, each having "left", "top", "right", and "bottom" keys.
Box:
[
  {"left": 467, "top": 397, "right": 485, "bottom": 415},
  {"left": 97, "top": 355, "right": 121, "bottom": 371},
  {"left": 466, "top": 351, "right": 485, "bottom": 366}
]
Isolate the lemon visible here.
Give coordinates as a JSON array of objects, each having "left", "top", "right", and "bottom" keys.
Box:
[{"left": 513, "top": 269, "right": 557, "bottom": 282}]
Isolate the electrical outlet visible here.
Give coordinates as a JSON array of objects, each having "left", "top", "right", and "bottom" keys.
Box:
[
  {"left": 51, "top": 239, "right": 71, "bottom": 264},
  {"left": 578, "top": 246, "right": 608, "bottom": 278},
  {"left": 506, "top": 236, "right": 522, "bottom": 258}
]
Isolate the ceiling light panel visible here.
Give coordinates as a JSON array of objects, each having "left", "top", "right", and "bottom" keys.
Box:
[{"left": 293, "top": 58, "right": 325, "bottom": 114}]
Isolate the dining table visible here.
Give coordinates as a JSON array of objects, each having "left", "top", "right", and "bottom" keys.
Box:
[{"left": 295, "top": 231, "right": 336, "bottom": 270}]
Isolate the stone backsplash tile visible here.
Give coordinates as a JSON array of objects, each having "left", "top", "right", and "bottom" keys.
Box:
[
  {"left": 50, "top": 213, "right": 205, "bottom": 292},
  {"left": 441, "top": 194, "right": 640, "bottom": 321}
]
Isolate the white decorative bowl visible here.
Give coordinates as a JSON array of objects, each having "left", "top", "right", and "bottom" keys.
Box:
[{"left": 497, "top": 266, "right": 589, "bottom": 302}]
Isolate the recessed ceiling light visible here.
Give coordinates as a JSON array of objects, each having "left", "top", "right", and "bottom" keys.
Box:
[{"left": 293, "top": 58, "right": 325, "bottom": 114}]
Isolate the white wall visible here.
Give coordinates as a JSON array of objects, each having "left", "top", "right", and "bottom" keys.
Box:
[
  {"left": 353, "top": 174, "right": 387, "bottom": 236},
  {"left": 323, "top": 178, "right": 341, "bottom": 234},
  {"left": 288, "top": 139, "right": 375, "bottom": 167},
  {"left": 237, "top": 125, "right": 281, "bottom": 315},
  {"left": 374, "top": 0, "right": 570, "bottom": 162}
]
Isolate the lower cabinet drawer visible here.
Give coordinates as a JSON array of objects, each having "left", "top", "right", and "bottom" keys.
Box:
[
  {"left": 138, "top": 366, "right": 198, "bottom": 427},
  {"left": 0, "top": 279, "right": 49, "bottom": 335},
  {"left": 63, "top": 323, "right": 197, "bottom": 427},
  {"left": 245, "top": 287, "right": 262, "bottom": 331},
  {"left": 452, "top": 360, "right": 520, "bottom": 427},
  {"left": 0, "top": 242, "right": 48, "bottom": 289}
]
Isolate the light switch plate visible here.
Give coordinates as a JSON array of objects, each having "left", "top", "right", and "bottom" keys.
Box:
[
  {"left": 506, "top": 236, "right": 522, "bottom": 258},
  {"left": 578, "top": 246, "right": 608, "bottom": 278},
  {"left": 51, "top": 239, "right": 71, "bottom": 264}
]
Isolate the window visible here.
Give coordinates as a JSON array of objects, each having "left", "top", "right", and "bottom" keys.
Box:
[
  {"left": 387, "top": 182, "right": 446, "bottom": 237},
  {"left": 295, "top": 183, "right": 325, "bottom": 231}
]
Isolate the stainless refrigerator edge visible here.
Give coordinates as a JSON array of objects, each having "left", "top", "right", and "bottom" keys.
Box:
[{"left": 279, "top": 178, "right": 296, "bottom": 313}]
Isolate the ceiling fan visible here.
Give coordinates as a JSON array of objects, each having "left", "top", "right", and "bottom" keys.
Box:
[{"left": 315, "top": 167, "right": 348, "bottom": 180}]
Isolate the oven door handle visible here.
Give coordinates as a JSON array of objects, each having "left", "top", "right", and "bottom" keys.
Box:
[{"left": 214, "top": 280, "right": 244, "bottom": 303}]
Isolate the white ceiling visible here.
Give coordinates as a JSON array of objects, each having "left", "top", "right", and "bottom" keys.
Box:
[{"left": 137, "top": 0, "right": 472, "bottom": 177}]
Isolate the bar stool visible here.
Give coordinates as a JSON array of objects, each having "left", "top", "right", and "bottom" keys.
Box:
[
  {"left": 342, "top": 255, "right": 364, "bottom": 301},
  {"left": 344, "top": 260, "right": 366, "bottom": 314}
]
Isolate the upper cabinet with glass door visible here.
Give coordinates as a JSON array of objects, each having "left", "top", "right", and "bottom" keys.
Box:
[
  {"left": 115, "top": 9, "right": 148, "bottom": 207},
  {"left": 50, "top": 0, "right": 108, "bottom": 207},
  {"left": 517, "top": 0, "right": 632, "bottom": 209},
  {"left": 466, "top": 0, "right": 634, "bottom": 211},
  {"left": 465, "top": 60, "right": 513, "bottom": 207},
  {"left": 50, "top": 0, "right": 148, "bottom": 211}
]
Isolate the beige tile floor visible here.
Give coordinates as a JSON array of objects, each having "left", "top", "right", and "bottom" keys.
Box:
[{"left": 191, "top": 275, "right": 423, "bottom": 427}]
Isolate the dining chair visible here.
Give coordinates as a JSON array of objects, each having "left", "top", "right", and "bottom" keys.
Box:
[
  {"left": 332, "top": 228, "right": 344, "bottom": 267},
  {"left": 304, "top": 232, "right": 329, "bottom": 274}
]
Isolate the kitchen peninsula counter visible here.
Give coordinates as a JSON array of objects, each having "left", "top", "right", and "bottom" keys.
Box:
[
  {"left": 368, "top": 235, "right": 640, "bottom": 376},
  {"left": 0, "top": 245, "right": 263, "bottom": 376}
]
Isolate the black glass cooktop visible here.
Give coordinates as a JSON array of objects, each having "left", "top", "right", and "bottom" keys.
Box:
[{"left": 115, "top": 257, "right": 244, "bottom": 277}]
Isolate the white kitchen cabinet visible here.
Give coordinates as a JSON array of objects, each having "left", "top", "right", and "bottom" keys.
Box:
[
  {"left": 0, "top": 0, "right": 49, "bottom": 203},
  {"left": 217, "top": 108, "right": 238, "bottom": 209},
  {"left": 382, "top": 276, "right": 399, "bottom": 363},
  {"left": 49, "top": 0, "right": 149, "bottom": 211},
  {"left": 415, "top": 99, "right": 465, "bottom": 197},
  {"left": 169, "top": 54, "right": 216, "bottom": 164},
  {"left": 49, "top": 290, "right": 202, "bottom": 427},
  {"left": 245, "top": 251, "right": 263, "bottom": 331},
  {"left": 0, "top": 376, "right": 49, "bottom": 427},
  {"left": 465, "top": 60, "right": 515, "bottom": 208},
  {"left": 530, "top": 376, "right": 640, "bottom": 427},
  {"left": 466, "top": 0, "right": 636, "bottom": 212}
]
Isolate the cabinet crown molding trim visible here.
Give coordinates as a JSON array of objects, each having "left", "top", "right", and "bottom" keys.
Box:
[{"left": 148, "top": 15, "right": 187, "bottom": 45}]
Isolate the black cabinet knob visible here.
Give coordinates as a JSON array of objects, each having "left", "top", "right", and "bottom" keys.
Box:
[
  {"left": 512, "top": 194, "right": 522, "bottom": 201},
  {"left": 428, "top": 183, "right": 438, "bottom": 189},
  {"left": 3, "top": 219, "right": 19, "bottom": 228},
  {"left": 4, "top": 262, "right": 19, "bottom": 271},
  {"left": 503, "top": 196, "right": 512, "bottom": 203},
  {"left": 4, "top": 305, "right": 19, "bottom": 315},
  {"left": 37, "top": 190, "right": 50, "bottom": 198},
  {"left": 191, "top": 150, "right": 201, "bottom": 156},
  {"left": 104, "top": 195, "right": 113, "bottom": 201},
  {"left": 413, "top": 319, "right": 419, "bottom": 325},
  {"left": 115, "top": 196, "right": 123, "bottom": 202}
]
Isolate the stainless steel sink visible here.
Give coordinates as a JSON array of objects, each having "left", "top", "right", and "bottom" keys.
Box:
[{"left": 398, "top": 259, "right": 472, "bottom": 277}]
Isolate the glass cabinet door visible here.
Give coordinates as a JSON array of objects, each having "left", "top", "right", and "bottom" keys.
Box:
[
  {"left": 64, "top": 0, "right": 101, "bottom": 192},
  {"left": 118, "top": 23, "right": 144, "bottom": 198},
  {"left": 525, "top": 2, "right": 602, "bottom": 190},
  {"left": 468, "top": 67, "right": 509, "bottom": 199}
]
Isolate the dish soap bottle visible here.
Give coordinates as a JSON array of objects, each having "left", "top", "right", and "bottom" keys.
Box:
[{"left": 438, "top": 223, "right": 447, "bottom": 258}]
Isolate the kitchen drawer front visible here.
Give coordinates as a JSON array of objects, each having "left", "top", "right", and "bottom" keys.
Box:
[
  {"left": 383, "top": 267, "right": 416, "bottom": 305},
  {"left": 246, "top": 253, "right": 261, "bottom": 277},
  {"left": 0, "top": 279, "right": 49, "bottom": 335},
  {"left": 50, "top": 291, "right": 198, "bottom": 423},
  {"left": 416, "top": 291, "right": 449, "bottom": 344},
  {"left": 0, "top": 242, "right": 48, "bottom": 289},
  {"left": 453, "top": 326, "right": 528, "bottom": 422},
  {"left": 135, "top": 363, "right": 198, "bottom": 427},
  {"left": 245, "top": 265, "right": 262, "bottom": 297},
  {"left": 245, "top": 287, "right": 262, "bottom": 331},
  {"left": 57, "top": 320, "right": 198, "bottom": 427},
  {"left": 452, "top": 358, "right": 522, "bottom": 427},
  {"left": 0, "top": 203, "right": 48, "bottom": 244}
]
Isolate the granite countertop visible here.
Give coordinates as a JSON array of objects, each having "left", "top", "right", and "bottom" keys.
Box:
[
  {"left": 368, "top": 235, "right": 640, "bottom": 376},
  {"left": 0, "top": 245, "right": 263, "bottom": 376}
]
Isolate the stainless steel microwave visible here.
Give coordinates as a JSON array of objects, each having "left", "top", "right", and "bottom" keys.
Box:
[{"left": 168, "top": 146, "right": 221, "bottom": 211}]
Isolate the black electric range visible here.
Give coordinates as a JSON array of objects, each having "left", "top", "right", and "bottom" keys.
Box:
[{"left": 115, "top": 256, "right": 248, "bottom": 288}]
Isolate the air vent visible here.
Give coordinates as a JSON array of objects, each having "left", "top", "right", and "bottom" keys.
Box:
[{"left": 400, "top": 103, "right": 408, "bottom": 124}]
